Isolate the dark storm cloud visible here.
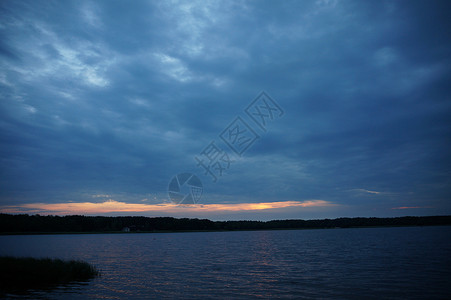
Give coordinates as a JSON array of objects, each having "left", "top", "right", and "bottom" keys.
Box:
[{"left": 0, "top": 0, "right": 450, "bottom": 219}]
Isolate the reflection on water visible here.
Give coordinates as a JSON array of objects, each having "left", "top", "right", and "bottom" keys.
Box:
[{"left": 1, "top": 226, "right": 450, "bottom": 299}]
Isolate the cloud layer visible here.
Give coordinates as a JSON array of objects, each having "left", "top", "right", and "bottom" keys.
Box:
[{"left": 1, "top": 0, "right": 450, "bottom": 219}]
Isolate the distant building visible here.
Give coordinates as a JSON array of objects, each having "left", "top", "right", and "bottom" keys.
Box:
[{"left": 122, "top": 227, "right": 130, "bottom": 232}]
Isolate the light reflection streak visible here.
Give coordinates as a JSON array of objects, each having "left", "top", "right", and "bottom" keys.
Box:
[{"left": 391, "top": 206, "right": 433, "bottom": 210}]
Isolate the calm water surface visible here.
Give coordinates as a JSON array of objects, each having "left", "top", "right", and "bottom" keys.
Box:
[{"left": 1, "top": 226, "right": 450, "bottom": 299}]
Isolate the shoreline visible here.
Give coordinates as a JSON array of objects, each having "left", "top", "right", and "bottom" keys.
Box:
[
  {"left": 1, "top": 223, "right": 450, "bottom": 236},
  {"left": 2, "top": 214, "right": 450, "bottom": 235}
]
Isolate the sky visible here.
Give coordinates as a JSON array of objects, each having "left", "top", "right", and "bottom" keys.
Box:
[{"left": 0, "top": 0, "right": 450, "bottom": 221}]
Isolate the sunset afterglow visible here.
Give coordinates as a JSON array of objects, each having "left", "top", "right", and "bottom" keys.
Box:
[{"left": 0, "top": 200, "right": 337, "bottom": 216}]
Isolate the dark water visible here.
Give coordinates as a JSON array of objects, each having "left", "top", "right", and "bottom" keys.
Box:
[{"left": 1, "top": 226, "right": 450, "bottom": 299}]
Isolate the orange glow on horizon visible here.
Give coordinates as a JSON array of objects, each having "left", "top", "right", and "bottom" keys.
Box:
[
  {"left": 391, "top": 206, "right": 433, "bottom": 210},
  {"left": 0, "top": 199, "right": 337, "bottom": 215}
]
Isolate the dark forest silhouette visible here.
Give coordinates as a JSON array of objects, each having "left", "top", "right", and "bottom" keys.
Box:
[{"left": 1, "top": 214, "right": 450, "bottom": 233}]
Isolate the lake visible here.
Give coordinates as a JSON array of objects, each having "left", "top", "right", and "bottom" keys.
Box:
[{"left": 1, "top": 226, "right": 450, "bottom": 299}]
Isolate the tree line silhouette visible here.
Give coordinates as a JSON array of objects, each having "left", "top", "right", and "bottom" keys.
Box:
[{"left": 1, "top": 214, "right": 450, "bottom": 233}]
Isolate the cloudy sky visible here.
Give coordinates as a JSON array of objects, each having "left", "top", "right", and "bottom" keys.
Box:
[{"left": 1, "top": 0, "right": 450, "bottom": 220}]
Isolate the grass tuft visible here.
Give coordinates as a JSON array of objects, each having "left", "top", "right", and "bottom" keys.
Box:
[{"left": 0, "top": 256, "right": 99, "bottom": 295}]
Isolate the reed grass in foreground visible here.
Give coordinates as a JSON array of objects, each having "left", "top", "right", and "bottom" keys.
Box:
[{"left": 0, "top": 256, "right": 99, "bottom": 295}]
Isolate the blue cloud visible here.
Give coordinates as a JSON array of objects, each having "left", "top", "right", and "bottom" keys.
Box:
[{"left": 1, "top": 0, "right": 450, "bottom": 219}]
